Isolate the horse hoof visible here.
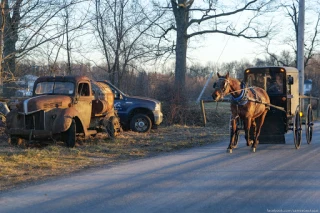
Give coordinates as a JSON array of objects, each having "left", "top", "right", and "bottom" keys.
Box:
[
  {"left": 227, "top": 149, "right": 233, "bottom": 154},
  {"left": 252, "top": 148, "right": 256, "bottom": 153}
]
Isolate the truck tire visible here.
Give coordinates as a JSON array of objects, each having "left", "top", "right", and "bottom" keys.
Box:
[
  {"left": 63, "top": 119, "right": 76, "bottom": 148},
  {"left": 8, "top": 136, "right": 25, "bottom": 148},
  {"left": 0, "top": 113, "right": 6, "bottom": 123},
  {"left": 130, "top": 114, "right": 152, "bottom": 133},
  {"left": 106, "top": 116, "right": 121, "bottom": 139}
]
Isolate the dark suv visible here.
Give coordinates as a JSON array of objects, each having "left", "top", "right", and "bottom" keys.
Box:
[{"left": 99, "top": 81, "right": 163, "bottom": 133}]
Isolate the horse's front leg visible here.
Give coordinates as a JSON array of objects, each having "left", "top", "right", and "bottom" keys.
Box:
[
  {"left": 227, "top": 116, "right": 237, "bottom": 153},
  {"left": 250, "top": 119, "right": 256, "bottom": 142},
  {"left": 244, "top": 118, "right": 253, "bottom": 147}
]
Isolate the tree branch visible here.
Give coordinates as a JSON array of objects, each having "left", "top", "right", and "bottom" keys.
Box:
[{"left": 188, "top": 0, "right": 259, "bottom": 27}]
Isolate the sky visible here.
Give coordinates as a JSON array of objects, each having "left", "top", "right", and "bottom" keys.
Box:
[
  {"left": 188, "top": 34, "right": 262, "bottom": 65},
  {"left": 64, "top": 0, "right": 319, "bottom": 71},
  {"left": 186, "top": 0, "right": 320, "bottom": 67}
]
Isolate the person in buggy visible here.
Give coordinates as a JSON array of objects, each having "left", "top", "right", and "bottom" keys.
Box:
[{"left": 268, "top": 73, "right": 283, "bottom": 94}]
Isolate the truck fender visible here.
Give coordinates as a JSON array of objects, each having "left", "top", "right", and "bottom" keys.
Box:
[
  {"left": 0, "top": 101, "right": 10, "bottom": 115},
  {"left": 5, "top": 109, "right": 19, "bottom": 131},
  {"left": 52, "top": 108, "right": 87, "bottom": 135}
]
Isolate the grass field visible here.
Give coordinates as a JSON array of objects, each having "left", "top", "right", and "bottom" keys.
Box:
[{"left": 0, "top": 105, "right": 231, "bottom": 192}]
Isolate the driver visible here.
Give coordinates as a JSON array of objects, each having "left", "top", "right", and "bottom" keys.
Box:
[{"left": 268, "top": 74, "right": 283, "bottom": 94}]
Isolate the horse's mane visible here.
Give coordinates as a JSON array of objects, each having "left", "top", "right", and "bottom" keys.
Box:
[
  {"left": 228, "top": 77, "right": 241, "bottom": 83},
  {"left": 226, "top": 77, "right": 242, "bottom": 87}
]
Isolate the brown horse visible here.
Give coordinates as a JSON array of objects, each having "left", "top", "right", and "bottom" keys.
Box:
[{"left": 212, "top": 72, "right": 270, "bottom": 153}]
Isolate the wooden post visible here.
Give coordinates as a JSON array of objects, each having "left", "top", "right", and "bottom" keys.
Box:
[{"left": 200, "top": 100, "right": 207, "bottom": 127}]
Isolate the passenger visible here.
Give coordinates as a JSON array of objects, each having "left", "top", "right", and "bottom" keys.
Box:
[{"left": 268, "top": 74, "right": 283, "bottom": 94}]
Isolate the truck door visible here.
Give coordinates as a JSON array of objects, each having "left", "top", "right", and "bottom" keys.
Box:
[{"left": 75, "top": 82, "right": 92, "bottom": 128}]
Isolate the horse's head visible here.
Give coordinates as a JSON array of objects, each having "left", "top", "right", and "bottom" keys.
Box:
[{"left": 212, "top": 72, "right": 231, "bottom": 101}]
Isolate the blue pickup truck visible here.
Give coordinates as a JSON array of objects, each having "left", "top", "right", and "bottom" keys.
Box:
[{"left": 99, "top": 81, "right": 163, "bottom": 133}]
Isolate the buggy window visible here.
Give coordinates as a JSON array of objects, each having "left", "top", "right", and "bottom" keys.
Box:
[
  {"left": 246, "top": 73, "right": 266, "bottom": 89},
  {"left": 267, "top": 73, "right": 284, "bottom": 94}
]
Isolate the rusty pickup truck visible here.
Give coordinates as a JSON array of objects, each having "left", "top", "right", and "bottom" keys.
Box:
[{"left": 6, "top": 75, "right": 122, "bottom": 147}]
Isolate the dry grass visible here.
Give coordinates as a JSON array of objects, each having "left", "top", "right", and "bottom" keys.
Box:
[{"left": 0, "top": 103, "right": 231, "bottom": 192}]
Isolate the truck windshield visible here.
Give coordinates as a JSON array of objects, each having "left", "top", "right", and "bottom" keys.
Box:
[{"left": 35, "top": 82, "right": 75, "bottom": 95}]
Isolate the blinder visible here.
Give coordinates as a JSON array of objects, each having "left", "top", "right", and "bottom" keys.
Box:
[
  {"left": 213, "top": 82, "right": 216, "bottom": 88},
  {"left": 213, "top": 77, "right": 229, "bottom": 93}
]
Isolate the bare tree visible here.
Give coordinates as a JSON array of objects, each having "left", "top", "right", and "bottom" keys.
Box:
[
  {"left": 0, "top": 0, "right": 22, "bottom": 81},
  {"left": 262, "top": 0, "right": 320, "bottom": 68},
  {"left": 257, "top": 44, "right": 295, "bottom": 67},
  {"left": 94, "top": 0, "right": 164, "bottom": 87},
  {"left": 155, "top": 0, "right": 275, "bottom": 102},
  {"left": 61, "top": 0, "right": 91, "bottom": 75},
  {"left": 0, "top": 0, "right": 88, "bottom": 94}
]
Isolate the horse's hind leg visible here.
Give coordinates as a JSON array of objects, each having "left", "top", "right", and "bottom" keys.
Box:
[
  {"left": 252, "top": 111, "right": 268, "bottom": 152},
  {"left": 228, "top": 116, "right": 237, "bottom": 153}
]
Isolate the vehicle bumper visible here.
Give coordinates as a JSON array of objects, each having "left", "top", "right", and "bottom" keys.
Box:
[
  {"left": 7, "top": 128, "right": 53, "bottom": 140},
  {"left": 153, "top": 110, "right": 163, "bottom": 125}
]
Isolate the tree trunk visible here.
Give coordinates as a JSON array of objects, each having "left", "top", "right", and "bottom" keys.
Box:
[
  {"left": 168, "top": 2, "right": 189, "bottom": 124},
  {"left": 0, "top": 0, "right": 5, "bottom": 94},
  {"left": 2, "top": 0, "right": 22, "bottom": 75},
  {"left": 65, "top": 9, "right": 72, "bottom": 75},
  {"left": 175, "top": 26, "right": 187, "bottom": 100},
  {"left": 173, "top": 3, "right": 188, "bottom": 102}
]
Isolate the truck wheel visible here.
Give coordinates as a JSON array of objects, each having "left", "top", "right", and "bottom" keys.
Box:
[
  {"left": 8, "top": 136, "right": 26, "bottom": 148},
  {"left": 0, "top": 113, "right": 6, "bottom": 123},
  {"left": 130, "top": 114, "right": 151, "bottom": 133},
  {"left": 106, "top": 116, "right": 121, "bottom": 139},
  {"left": 63, "top": 119, "right": 76, "bottom": 148}
]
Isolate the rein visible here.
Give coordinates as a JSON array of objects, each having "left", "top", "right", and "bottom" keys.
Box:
[
  {"left": 227, "top": 81, "right": 250, "bottom": 106},
  {"left": 230, "top": 82, "right": 247, "bottom": 103},
  {"left": 214, "top": 77, "right": 263, "bottom": 106}
]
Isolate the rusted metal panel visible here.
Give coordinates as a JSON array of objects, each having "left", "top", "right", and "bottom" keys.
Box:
[
  {"left": 91, "top": 81, "right": 114, "bottom": 114},
  {"left": 8, "top": 128, "right": 52, "bottom": 140}
]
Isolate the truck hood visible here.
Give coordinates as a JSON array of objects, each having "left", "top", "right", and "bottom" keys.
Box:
[
  {"left": 128, "top": 96, "right": 161, "bottom": 105},
  {"left": 20, "top": 95, "right": 72, "bottom": 114}
]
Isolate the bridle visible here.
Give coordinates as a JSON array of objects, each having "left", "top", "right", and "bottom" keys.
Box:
[
  {"left": 213, "top": 77, "right": 230, "bottom": 97},
  {"left": 213, "top": 77, "right": 249, "bottom": 105}
]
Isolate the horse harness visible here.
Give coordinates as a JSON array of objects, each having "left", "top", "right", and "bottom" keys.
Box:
[{"left": 214, "top": 77, "right": 268, "bottom": 109}]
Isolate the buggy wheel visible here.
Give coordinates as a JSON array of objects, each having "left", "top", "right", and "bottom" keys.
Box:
[
  {"left": 305, "top": 104, "right": 313, "bottom": 144},
  {"left": 293, "top": 106, "right": 302, "bottom": 149},
  {"left": 63, "top": 119, "right": 76, "bottom": 148}
]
